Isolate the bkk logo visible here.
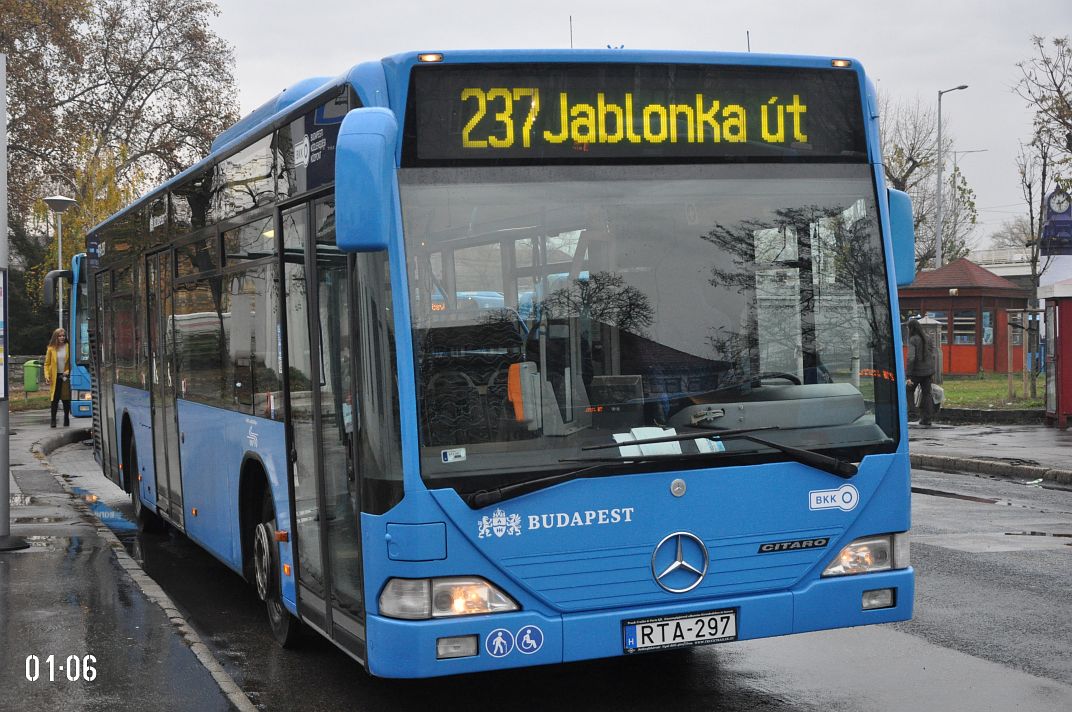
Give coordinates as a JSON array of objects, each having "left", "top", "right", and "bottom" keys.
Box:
[
  {"left": 809, "top": 484, "right": 859, "bottom": 512},
  {"left": 293, "top": 135, "right": 311, "bottom": 168}
]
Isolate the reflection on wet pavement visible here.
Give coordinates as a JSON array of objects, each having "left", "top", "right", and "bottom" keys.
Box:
[
  {"left": 0, "top": 534, "right": 232, "bottom": 711},
  {"left": 70, "top": 486, "right": 137, "bottom": 532}
]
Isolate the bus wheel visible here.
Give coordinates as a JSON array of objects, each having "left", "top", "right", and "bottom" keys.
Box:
[
  {"left": 128, "top": 441, "right": 162, "bottom": 532},
  {"left": 253, "top": 495, "right": 301, "bottom": 647}
]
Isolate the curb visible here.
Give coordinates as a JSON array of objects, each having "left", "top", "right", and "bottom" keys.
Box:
[
  {"left": 910, "top": 453, "right": 1072, "bottom": 485},
  {"left": 34, "top": 432, "right": 257, "bottom": 712},
  {"left": 30, "top": 427, "right": 91, "bottom": 458}
]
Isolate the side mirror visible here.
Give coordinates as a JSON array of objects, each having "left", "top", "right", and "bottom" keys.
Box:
[
  {"left": 42, "top": 269, "right": 73, "bottom": 308},
  {"left": 888, "top": 189, "right": 916, "bottom": 286},
  {"left": 336, "top": 107, "right": 399, "bottom": 252}
]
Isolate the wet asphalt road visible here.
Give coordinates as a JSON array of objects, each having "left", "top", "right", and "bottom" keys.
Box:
[{"left": 55, "top": 444, "right": 1072, "bottom": 711}]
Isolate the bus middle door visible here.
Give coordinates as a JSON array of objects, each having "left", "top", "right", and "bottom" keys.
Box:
[{"left": 146, "top": 250, "right": 184, "bottom": 526}]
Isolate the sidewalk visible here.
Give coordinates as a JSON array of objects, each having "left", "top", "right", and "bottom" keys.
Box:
[
  {"left": 909, "top": 421, "right": 1072, "bottom": 485},
  {"left": 0, "top": 410, "right": 249, "bottom": 711}
]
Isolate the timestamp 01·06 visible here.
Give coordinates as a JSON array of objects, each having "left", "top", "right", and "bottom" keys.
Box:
[{"left": 25, "top": 655, "right": 97, "bottom": 682}]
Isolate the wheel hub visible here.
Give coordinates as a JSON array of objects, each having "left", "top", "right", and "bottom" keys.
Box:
[{"left": 254, "top": 523, "right": 271, "bottom": 601}]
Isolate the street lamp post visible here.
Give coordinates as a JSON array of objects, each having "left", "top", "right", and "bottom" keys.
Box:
[
  {"left": 935, "top": 84, "right": 968, "bottom": 268},
  {"left": 44, "top": 195, "right": 77, "bottom": 329},
  {"left": 951, "top": 148, "right": 987, "bottom": 176}
]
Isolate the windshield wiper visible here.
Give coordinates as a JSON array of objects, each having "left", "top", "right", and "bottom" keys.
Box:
[
  {"left": 730, "top": 434, "right": 858, "bottom": 478},
  {"left": 462, "top": 426, "right": 856, "bottom": 508},
  {"left": 583, "top": 425, "right": 857, "bottom": 479},
  {"left": 463, "top": 461, "right": 625, "bottom": 508}
]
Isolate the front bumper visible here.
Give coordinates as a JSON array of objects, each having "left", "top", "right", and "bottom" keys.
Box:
[{"left": 366, "top": 567, "right": 914, "bottom": 678}]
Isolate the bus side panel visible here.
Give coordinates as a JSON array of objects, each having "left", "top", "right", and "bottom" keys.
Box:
[
  {"left": 175, "top": 400, "right": 246, "bottom": 571},
  {"left": 175, "top": 400, "right": 295, "bottom": 608},
  {"left": 256, "top": 417, "right": 296, "bottom": 611},
  {"left": 113, "top": 385, "right": 154, "bottom": 505}
]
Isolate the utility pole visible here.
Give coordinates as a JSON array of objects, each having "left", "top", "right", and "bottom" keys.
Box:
[{"left": 0, "top": 54, "right": 28, "bottom": 551}]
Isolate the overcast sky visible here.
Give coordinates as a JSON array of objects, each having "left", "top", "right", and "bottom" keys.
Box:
[{"left": 211, "top": 0, "right": 1072, "bottom": 246}]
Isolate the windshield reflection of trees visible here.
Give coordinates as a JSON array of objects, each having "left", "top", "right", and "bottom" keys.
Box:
[
  {"left": 415, "top": 200, "right": 897, "bottom": 448},
  {"left": 700, "top": 202, "right": 896, "bottom": 431}
]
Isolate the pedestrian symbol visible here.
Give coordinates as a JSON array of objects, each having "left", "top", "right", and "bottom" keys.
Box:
[
  {"left": 516, "top": 625, "right": 544, "bottom": 655},
  {"left": 486, "top": 628, "right": 514, "bottom": 658}
]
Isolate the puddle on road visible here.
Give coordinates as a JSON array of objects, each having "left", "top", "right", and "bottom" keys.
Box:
[
  {"left": 911, "top": 487, "right": 1006, "bottom": 505},
  {"left": 13, "top": 516, "right": 66, "bottom": 524},
  {"left": 8, "top": 494, "right": 37, "bottom": 506},
  {"left": 13, "top": 535, "right": 95, "bottom": 553},
  {"left": 913, "top": 484, "right": 1072, "bottom": 515},
  {"left": 115, "top": 530, "right": 145, "bottom": 564},
  {"left": 1005, "top": 531, "right": 1072, "bottom": 547},
  {"left": 70, "top": 486, "right": 138, "bottom": 532}
]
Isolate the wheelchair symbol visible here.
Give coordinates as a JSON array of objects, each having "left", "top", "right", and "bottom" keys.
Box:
[{"left": 515, "top": 625, "right": 544, "bottom": 655}]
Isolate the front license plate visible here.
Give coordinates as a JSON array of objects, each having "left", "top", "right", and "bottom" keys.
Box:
[{"left": 623, "top": 609, "right": 738, "bottom": 653}]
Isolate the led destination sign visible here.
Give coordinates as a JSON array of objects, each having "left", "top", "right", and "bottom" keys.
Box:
[{"left": 406, "top": 63, "right": 866, "bottom": 164}]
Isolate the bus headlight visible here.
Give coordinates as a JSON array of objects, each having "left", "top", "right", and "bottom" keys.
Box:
[
  {"left": 822, "top": 533, "right": 909, "bottom": 577},
  {"left": 379, "top": 577, "right": 519, "bottom": 619}
]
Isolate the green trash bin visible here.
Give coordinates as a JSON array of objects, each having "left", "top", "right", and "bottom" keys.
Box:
[{"left": 23, "top": 359, "right": 42, "bottom": 393}]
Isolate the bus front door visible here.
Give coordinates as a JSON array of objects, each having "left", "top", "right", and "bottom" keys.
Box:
[
  {"left": 281, "top": 199, "right": 365, "bottom": 656},
  {"left": 146, "top": 251, "right": 184, "bottom": 526}
]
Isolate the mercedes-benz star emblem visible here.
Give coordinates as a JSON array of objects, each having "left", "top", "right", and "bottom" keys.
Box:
[{"left": 651, "top": 532, "right": 709, "bottom": 593}]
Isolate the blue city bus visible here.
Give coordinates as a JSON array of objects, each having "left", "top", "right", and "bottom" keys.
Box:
[
  {"left": 42, "top": 252, "right": 94, "bottom": 418},
  {"left": 82, "top": 49, "right": 918, "bottom": 678}
]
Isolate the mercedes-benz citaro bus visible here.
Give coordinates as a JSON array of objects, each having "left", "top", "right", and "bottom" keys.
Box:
[{"left": 81, "top": 49, "right": 919, "bottom": 678}]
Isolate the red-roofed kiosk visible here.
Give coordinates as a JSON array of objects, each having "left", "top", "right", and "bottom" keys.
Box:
[{"left": 898, "top": 258, "right": 1029, "bottom": 375}]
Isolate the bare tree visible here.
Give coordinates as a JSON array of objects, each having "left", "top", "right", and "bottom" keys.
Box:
[
  {"left": 1016, "top": 136, "right": 1058, "bottom": 398},
  {"left": 988, "top": 216, "right": 1033, "bottom": 249},
  {"left": 879, "top": 93, "right": 978, "bottom": 271},
  {"left": 1017, "top": 137, "right": 1056, "bottom": 304},
  {"left": 1016, "top": 35, "right": 1072, "bottom": 163},
  {"left": 72, "top": 0, "right": 239, "bottom": 186}
]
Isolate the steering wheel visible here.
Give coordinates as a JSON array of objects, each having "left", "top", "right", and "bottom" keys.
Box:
[{"left": 749, "top": 371, "right": 802, "bottom": 386}]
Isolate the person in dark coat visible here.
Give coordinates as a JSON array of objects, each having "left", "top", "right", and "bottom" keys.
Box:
[{"left": 906, "top": 319, "right": 936, "bottom": 427}]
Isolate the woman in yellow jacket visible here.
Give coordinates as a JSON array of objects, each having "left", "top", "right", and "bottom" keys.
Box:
[{"left": 44, "top": 328, "right": 71, "bottom": 427}]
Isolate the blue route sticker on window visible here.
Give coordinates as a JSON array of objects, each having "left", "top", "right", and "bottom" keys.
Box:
[{"left": 441, "top": 448, "right": 467, "bottom": 463}]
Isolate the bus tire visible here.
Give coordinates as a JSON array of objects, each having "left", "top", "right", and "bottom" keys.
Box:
[
  {"left": 128, "top": 439, "right": 162, "bottom": 532},
  {"left": 254, "top": 494, "right": 301, "bottom": 647}
]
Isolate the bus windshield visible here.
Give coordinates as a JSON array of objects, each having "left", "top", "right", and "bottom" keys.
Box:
[{"left": 401, "top": 163, "right": 899, "bottom": 490}]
